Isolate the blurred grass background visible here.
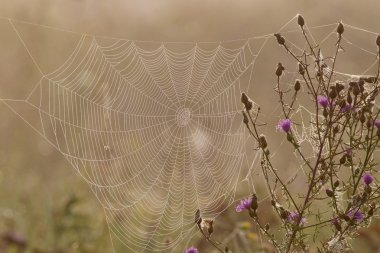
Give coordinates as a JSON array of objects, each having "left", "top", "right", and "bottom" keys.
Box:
[{"left": 0, "top": 0, "right": 380, "bottom": 252}]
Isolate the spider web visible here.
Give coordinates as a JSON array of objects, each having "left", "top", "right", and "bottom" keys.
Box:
[{"left": 0, "top": 15, "right": 379, "bottom": 252}]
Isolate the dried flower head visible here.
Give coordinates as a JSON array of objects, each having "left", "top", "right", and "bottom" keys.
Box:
[
  {"left": 277, "top": 119, "right": 292, "bottom": 133},
  {"left": 363, "top": 172, "right": 374, "bottom": 185},
  {"left": 185, "top": 247, "right": 199, "bottom": 253},
  {"left": 236, "top": 198, "right": 252, "bottom": 212}
]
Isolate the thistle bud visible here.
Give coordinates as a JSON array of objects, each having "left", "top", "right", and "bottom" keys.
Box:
[
  {"left": 225, "top": 247, "right": 230, "bottom": 253},
  {"left": 326, "top": 188, "right": 334, "bottom": 197},
  {"left": 347, "top": 92, "right": 352, "bottom": 104},
  {"left": 333, "top": 125, "right": 340, "bottom": 134},
  {"left": 259, "top": 135, "right": 268, "bottom": 149},
  {"left": 352, "top": 84, "right": 360, "bottom": 96},
  {"left": 280, "top": 209, "right": 290, "bottom": 220},
  {"left": 265, "top": 223, "right": 270, "bottom": 231},
  {"left": 276, "top": 62, "right": 285, "bottom": 77},
  {"left": 297, "top": 14, "right": 305, "bottom": 27},
  {"left": 339, "top": 155, "right": 346, "bottom": 165},
  {"left": 335, "top": 82, "right": 345, "bottom": 93},
  {"left": 207, "top": 220, "right": 214, "bottom": 236},
  {"left": 329, "top": 87, "right": 337, "bottom": 99},
  {"left": 294, "top": 79, "right": 301, "bottom": 91},
  {"left": 298, "top": 62, "right": 305, "bottom": 75},
  {"left": 251, "top": 194, "right": 258, "bottom": 210},
  {"left": 334, "top": 180, "right": 340, "bottom": 188},
  {"left": 241, "top": 93, "right": 253, "bottom": 111},
  {"left": 274, "top": 33, "right": 285, "bottom": 45},
  {"left": 337, "top": 22, "right": 344, "bottom": 36},
  {"left": 360, "top": 113, "right": 366, "bottom": 124},
  {"left": 242, "top": 111, "right": 249, "bottom": 125},
  {"left": 376, "top": 34, "right": 380, "bottom": 47}
]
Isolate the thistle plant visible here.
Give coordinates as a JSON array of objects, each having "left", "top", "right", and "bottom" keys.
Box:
[{"left": 194, "top": 15, "right": 380, "bottom": 253}]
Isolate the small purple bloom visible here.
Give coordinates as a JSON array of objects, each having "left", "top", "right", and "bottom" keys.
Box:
[
  {"left": 277, "top": 119, "right": 292, "bottom": 133},
  {"left": 340, "top": 104, "right": 352, "bottom": 113},
  {"left": 185, "top": 247, "right": 199, "bottom": 253},
  {"left": 363, "top": 172, "right": 374, "bottom": 185},
  {"left": 374, "top": 119, "right": 380, "bottom": 129},
  {"left": 345, "top": 148, "right": 353, "bottom": 157},
  {"left": 235, "top": 198, "right": 252, "bottom": 212},
  {"left": 348, "top": 209, "right": 364, "bottom": 223},
  {"left": 317, "top": 95, "right": 329, "bottom": 108},
  {"left": 331, "top": 217, "right": 340, "bottom": 226},
  {"left": 287, "top": 212, "right": 307, "bottom": 225}
]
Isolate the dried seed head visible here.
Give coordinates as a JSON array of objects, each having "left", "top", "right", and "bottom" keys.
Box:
[
  {"left": 241, "top": 92, "right": 253, "bottom": 111},
  {"left": 258, "top": 134, "right": 268, "bottom": 149},
  {"left": 294, "top": 79, "right": 301, "bottom": 91},
  {"left": 241, "top": 92, "right": 249, "bottom": 104},
  {"left": 274, "top": 33, "right": 285, "bottom": 45},
  {"left": 337, "top": 22, "right": 344, "bottom": 36},
  {"left": 276, "top": 62, "right": 285, "bottom": 76},
  {"left": 298, "top": 62, "right": 305, "bottom": 75},
  {"left": 297, "top": 14, "right": 305, "bottom": 27},
  {"left": 376, "top": 34, "right": 380, "bottom": 47}
]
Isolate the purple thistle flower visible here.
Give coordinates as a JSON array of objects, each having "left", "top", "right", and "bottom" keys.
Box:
[
  {"left": 363, "top": 172, "right": 374, "bottom": 185},
  {"left": 287, "top": 212, "right": 307, "bottom": 225},
  {"left": 277, "top": 119, "right": 292, "bottom": 133},
  {"left": 340, "top": 104, "right": 352, "bottom": 113},
  {"left": 235, "top": 198, "right": 252, "bottom": 212},
  {"left": 374, "top": 119, "right": 380, "bottom": 129},
  {"left": 185, "top": 247, "right": 199, "bottom": 253},
  {"left": 317, "top": 95, "right": 329, "bottom": 108},
  {"left": 348, "top": 209, "right": 364, "bottom": 223}
]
